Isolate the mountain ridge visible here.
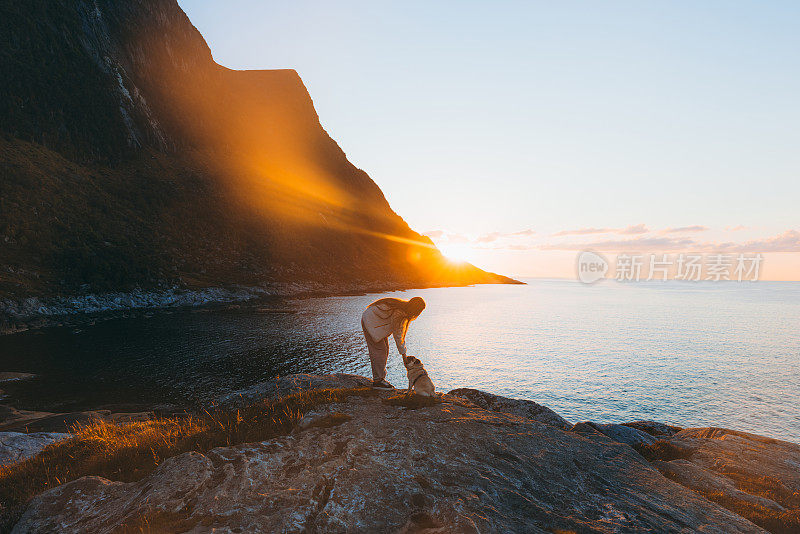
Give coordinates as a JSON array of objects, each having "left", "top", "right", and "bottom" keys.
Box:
[{"left": 0, "top": 0, "right": 519, "bottom": 310}]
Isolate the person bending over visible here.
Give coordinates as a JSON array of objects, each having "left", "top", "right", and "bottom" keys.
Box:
[{"left": 361, "top": 296, "right": 426, "bottom": 389}]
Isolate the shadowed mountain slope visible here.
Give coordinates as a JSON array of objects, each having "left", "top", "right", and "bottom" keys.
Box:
[{"left": 0, "top": 0, "right": 517, "bottom": 300}]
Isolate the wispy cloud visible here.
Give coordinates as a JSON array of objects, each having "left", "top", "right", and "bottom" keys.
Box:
[
  {"left": 425, "top": 226, "right": 800, "bottom": 254},
  {"left": 423, "top": 228, "right": 535, "bottom": 244},
  {"left": 423, "top": 230, "right": 471, "bottom": 244},
  {"left": 619, "top": 224, "right": 649, "bottom": 235},
  {"left": 423, "top": 230, "right": 444, "bottom": 239},
  {"left": 476, "top": 232, "right": 502, "bottom": 243},
  {"left": 541, "top": 236, "right": 696, "bottom": 251},
  {"left": 540, "top": 230, "right": 800, "bottom": 253},
  {"left": 721, "top": 230, "right": 800, "bottom": 253},
  {"left": 553, "top": 227, "right": 613, "bottom": 236},
  {"left": 660, "top": 225, "right": 708, "bottom": 234},
  {"left": 552, "top": 224, "right": 648, "bottom": 236},
  {"left": 725, "top": 225, "right": 747, "bottom": 232}
]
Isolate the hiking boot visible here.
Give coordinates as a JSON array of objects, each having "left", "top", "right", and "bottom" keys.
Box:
[{"left": 371, "top": 379, "right": 395, "bottom": 390}]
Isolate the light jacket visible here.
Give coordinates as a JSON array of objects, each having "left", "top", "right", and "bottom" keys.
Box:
[{"left": 361, "top": 302, "right": 409, "bottom": 355}]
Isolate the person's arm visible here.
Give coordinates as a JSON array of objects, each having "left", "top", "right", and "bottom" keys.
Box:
[{"left": 393, "top": 315, "right": 409, "bottom": 356}]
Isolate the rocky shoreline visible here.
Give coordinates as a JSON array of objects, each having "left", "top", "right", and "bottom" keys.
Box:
[
  {"left": 2, "top": 374, "right": 798, "bottom": 533},
  {"left": 0, "top": 279, "right": 522, "bottom": 336}
]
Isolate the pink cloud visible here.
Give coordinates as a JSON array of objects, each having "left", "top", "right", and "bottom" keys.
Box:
[
  {"left": 423, "top": 230, "right": 445, "bottom": 239},
  {"left": 553, "top": 224, "right": 649, "bottom": 236},
  {"left": 553, "top": 227, "right": 614, "bottom": 236},
  {"left": 719, "top": 230, "right": 800, "bottom": 253},
  {"left": 537, "top": 229, "right": 800, "bottom": 253},
  {"left": 427, "top": 227, "right": 800, "bottom": 254},
  {"left": 541, "top": 236, "right": 696, "bottom": 251},
  {"left": 476, "top": 232, "right": 502, "bottom": 243},
  {"left": 661, "top": 225, "right": 708, "bottom": 234},
  {"left": 426, "top": 228, "right": 538, "bottom": 244},
  {"left": 619, "top": 224, "right": 649, "bottom": 235},
  {"left": 426, "top": 230, "right": 471, "bottom": 244}
]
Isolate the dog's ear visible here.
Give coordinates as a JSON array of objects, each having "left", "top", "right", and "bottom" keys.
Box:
[{"left": 414, "top": 357, "right": 421, "bottom": 365}]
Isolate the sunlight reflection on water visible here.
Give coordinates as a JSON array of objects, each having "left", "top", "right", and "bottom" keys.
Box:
[{"left": 1, "top": 279, "right": 798, "bottom": 442}]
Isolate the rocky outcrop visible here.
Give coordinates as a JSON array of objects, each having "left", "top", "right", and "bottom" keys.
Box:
[
  {"left": 645, "top": 426, "right": 800, "bottom": 530},
  {"left": 0, "top": 373, "right": 35, "bottom": 384},
  {"left": 13, "top": 390, "right": 764, "bottom": 533},
  {"left": 0, "top": 432, "right": 69, "bottom": 467},
  {"left": 653, "top": 459, "right": 786, "bottom": 512},
  {"left": 447, "top": 387, "right": 571, "bottom": 429},
  {"left": 659, "top": 427, "right": 800, "bottom": 495},
  {"left": 621, "top": 419, "right": 681, "bottom": 437},
  {"left": 565, "top": 419, "right": 800, "bottom": 532},
  {"left": 218, "top": 373, "right": 373, "bottom": 408},
  {"left": 571, "top": 421, "right": 658, "bottom": 447},
  {"left": 0, "top": 402, "right": 153, "bottom": 434},
  {"left": 0, "top": 405, "right": 55, "bottom": 432}
]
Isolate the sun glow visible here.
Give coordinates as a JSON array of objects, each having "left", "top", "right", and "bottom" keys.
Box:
[{"left": 436, "top": 242, "right": 472, "bottom": 263}]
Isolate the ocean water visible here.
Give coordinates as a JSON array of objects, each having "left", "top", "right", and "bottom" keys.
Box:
[{"left": 1, "top": 279, "right": 798, "bottom": 442}]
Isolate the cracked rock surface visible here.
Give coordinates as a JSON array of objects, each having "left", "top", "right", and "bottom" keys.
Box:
[
  {"left": 447, "top": 387, "right": 572, "bottom": 430},
  {"left": 0, "top": 432, "right": 70, "bottom": 467},
  {"left": 12, "top": 393, "right": 763, "bottom": 533},
  {"left": 571, "top": 421, "right": 658, "bottom": 447},
  {"left": 651, "top": 427, "right": 800, "bottom": 516}
]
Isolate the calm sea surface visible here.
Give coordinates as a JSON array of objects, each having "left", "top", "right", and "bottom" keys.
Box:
[{"left": 1, "top": 279, "right": 798, "bottom": 442}]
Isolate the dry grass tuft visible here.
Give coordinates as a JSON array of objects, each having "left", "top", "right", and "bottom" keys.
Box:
[{"left": 0, "top": 387, "right": 377, "bottom": 532}]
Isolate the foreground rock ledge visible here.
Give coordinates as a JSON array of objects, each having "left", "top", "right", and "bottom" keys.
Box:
[{"left": 13, "top": 388, "right": 762, "bottom": 533}]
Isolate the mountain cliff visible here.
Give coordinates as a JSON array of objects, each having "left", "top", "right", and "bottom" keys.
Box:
[{"left": 0, "top": 0, "right": 517, "bottom": 305}]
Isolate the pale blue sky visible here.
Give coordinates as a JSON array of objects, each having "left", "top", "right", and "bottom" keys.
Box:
[{"left": 179, "top": 1, "right": 799, "bottom": 278}]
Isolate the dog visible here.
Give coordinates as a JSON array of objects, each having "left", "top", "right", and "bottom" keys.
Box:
[{"left": 402, "top": 355, "right": 435, "bottom": 396}]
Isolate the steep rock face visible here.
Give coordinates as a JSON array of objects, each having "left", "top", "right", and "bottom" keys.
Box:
[
  {"left": 1, "top": 0, "right": 213, "bottom": 158},
  {"left": 12, "top": 393, "right": 762, "bottom": 533},
  {"left": 0, "top": 0, "right": 517, "bottom": 302}
]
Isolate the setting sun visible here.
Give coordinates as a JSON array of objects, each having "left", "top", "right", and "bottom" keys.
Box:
[{"left": 435, "top": 242, "right": 472, "bottom": 263}]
